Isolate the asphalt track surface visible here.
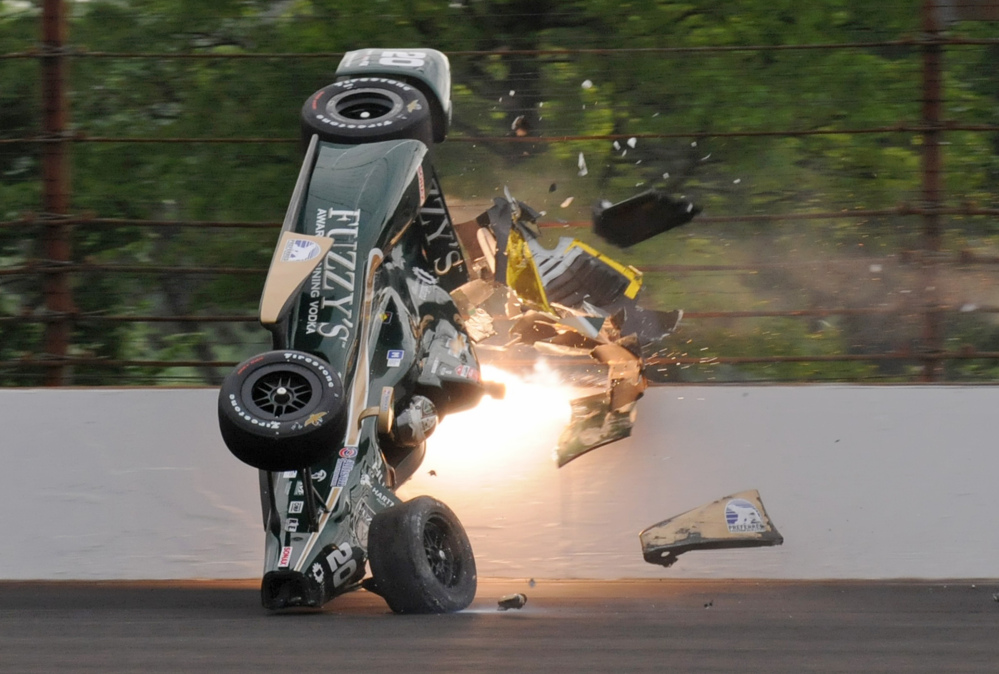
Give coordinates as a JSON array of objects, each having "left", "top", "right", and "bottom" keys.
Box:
[{"left": 2, "top": 579, "right": 998, "bottom": 673}]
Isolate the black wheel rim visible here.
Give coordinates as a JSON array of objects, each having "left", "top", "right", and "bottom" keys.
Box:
[
  {"left": 249, "top": 369, "right": 315, "bottom": 417},
  {"left": 423, "top": 515, "right": 460, "bottom": 587},
  {"left": 328, "top": 89, "right": 402, "bottom": 122}
]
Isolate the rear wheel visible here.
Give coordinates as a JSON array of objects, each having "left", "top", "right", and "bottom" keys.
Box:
[
  {"left": 301, "top": 78, "right": 434, "bottom": 148},
  {"left": 366, "top": 496, "right": 476, "bottom": 614},
  {"left": 218, "top": 350, "right": 346, "bottom": 471}
]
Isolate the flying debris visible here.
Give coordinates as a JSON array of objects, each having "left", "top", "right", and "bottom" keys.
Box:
[
  {"left": 577, "top": 152, "right": 588, "bottom": 177},
  {"left": 498, "top": 593, "right": 528, "bottom": 610},
  {"left": 592, "top": 190, "right": 701, "bottom": 248},
  {"left": 581, "top": 79, "right": 594, "bottom": 89},
  {"left": 448, "top": 186, "right": 692, "bottom": 465},
  {"left": 627, "top": 137, "right": 637, "bottom": 148},
  {"left": 640, "top": 490, "right": 784, "bottom": 568}
]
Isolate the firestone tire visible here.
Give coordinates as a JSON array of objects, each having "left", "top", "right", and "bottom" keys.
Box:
[
  {"left": 367, "top": 496, "right": 476, "bottom": 614},
  {"left": 301, "top": 78, "right": 435, "bottom": 148},
  {"left": 218, "top": 350, "right": 346, "bottom": 472}
]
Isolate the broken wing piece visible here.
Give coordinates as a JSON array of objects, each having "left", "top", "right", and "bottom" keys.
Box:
[
  {"left": 593, "top": 190, "right": 701, "bottom": 248},
  {"left": 640, "top": 490, "right": 783, "bottom": 567},
  {"left": 554, "top": 339, "right": 648, "bottom": 466},
  {"left": 555, "top": 392, "right": 638, "bottom": 467}
]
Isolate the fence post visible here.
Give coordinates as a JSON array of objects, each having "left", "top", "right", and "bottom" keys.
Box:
[
  {"left": 41, "top": 0, "right": 73, "bottom": 385},
  {"left": 920, "top": 0, "right": 944, "bottom": 382}
]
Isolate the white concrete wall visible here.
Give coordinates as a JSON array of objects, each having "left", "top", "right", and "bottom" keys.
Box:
[{"left": 2, "top": 382, "right": 997, "bottom": 580}]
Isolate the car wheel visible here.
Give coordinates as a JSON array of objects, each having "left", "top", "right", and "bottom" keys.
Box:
[
  {"left": 218, "top": 350, "right": 347, "bottom": 472},
  {"left": 301, "top": 78, "right": 435, "bottom": 148},
  {"left": 367, "top": 496, "right": 476, "bottom": 614}
]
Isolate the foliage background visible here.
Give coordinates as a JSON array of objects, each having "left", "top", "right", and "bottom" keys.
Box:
[{"left": 1, "top": 0, "right": 998, "bottom": 384}]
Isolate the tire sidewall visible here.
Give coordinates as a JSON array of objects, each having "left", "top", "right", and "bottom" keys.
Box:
[
  {"left": 368, "top": 496, "right": 476, "bottom": 613},
  {"left": 217, "top": 350, "right": 346, "bottom": 471},
  {"left": 219, "top": 350, "right": 343, "bottom": 439},
  {"left": 302, "top": 77, "right": 434, "bottom": 147}
]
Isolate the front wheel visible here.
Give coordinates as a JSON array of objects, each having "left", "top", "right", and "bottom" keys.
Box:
[
  {"left": 366, "top": 496, "right": 476, "bottom": 614},
  {"left": 217, "top": 350, "right": 346, "bottom": 471}
]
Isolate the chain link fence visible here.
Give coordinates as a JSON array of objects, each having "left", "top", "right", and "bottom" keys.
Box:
[{"left": 1, "top": 0, "right": 998, "bottom": 385}]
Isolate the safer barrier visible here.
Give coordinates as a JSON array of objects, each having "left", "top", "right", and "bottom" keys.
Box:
[{"left": 3, "top": 380, "right": 997, "bottom": 580}]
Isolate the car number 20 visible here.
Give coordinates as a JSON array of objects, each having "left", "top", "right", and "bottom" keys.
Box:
[
  {"left": 378, "top": 51, "right": 426, "bottom": 68},
  {"left": 325, "top": 542, "right": 357, "bottom": 588}
]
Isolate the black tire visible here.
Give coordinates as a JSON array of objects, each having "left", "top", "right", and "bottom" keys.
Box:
[
  {"left": 301, "top": 78, "right": 434, "bottom": 148},
  {"left": 218, "top": 350, "right": 347, "bottom": 472},
  {"left": 367, "top": 496, "right": 476, "bottom": 614}
]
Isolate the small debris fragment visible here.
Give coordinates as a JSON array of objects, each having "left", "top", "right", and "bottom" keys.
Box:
[
  {"left": 528, "top": 578, "right": 536, "bottom": 588},
  {"left": 992, "top": 592, "right": 999, "bottom": 603},
  {"left": 577, "top": 153, "right": 588, "bottom": 177},
  {"left": 498, "top": 593, "right": 528, "bottom": 611},
  {"left": 612, "top": 140, "right": 621, "bottom": 151},
  {"left": 662, "top": 172, "right": 670, "bottom": 179},
  {"left": 549, "top": 183, "right": 557, "bottom": 193},
  {"left": 511, "top": 115, "right": 530, "bottom": 137},
  {"left": 560, "top": 197, "right": 574, "bottom": 208},
  {"left": 704, "top": 600, "right": 713, "bottom": 608},
  {"left": 428, "top": 470, "right": 437, "bottom": 476},
  {"left": 733, "top": 178, "right": 741, "bottom": 184},
  {"left": 627, "top": 137, "right": 637, "bottom": 148},
  {"left": 581, "top": 79, "right": 593, "bottom": 89}
]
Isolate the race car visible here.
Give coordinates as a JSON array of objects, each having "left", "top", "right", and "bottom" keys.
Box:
[
  {"left": 217, "top": 48, "right": 712, "bottom": 613},
  {"left": 218, "top": 49, "right": 488, "bottom": 612}
]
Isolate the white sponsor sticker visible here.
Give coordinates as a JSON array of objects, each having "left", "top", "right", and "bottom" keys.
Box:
[
  {"left": 281, "top": 237, "right": 322, "bottom": 262},
  {"left": 725, "top": 499, "right": 766, "bottom": 533},
  {"left": 288, "top": 501, "right": 303, "bottom": 514},
  {"left": 387, "top": 349, "right": 404, "bottom": 367},
  {"left": 332, "top": 458, "right": 355, "bottom": 488}
]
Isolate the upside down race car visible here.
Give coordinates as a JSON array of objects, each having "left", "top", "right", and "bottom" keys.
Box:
[
  {"left": 218, "top": 48, "right": 491, "bottom": 612},
  {"left": 218, "top": 48, "right": 764, "bottom": 614}
]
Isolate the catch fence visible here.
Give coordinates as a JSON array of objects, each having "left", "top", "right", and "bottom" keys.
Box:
[{"left": 1, "top": 0, "right": 998, "bottom": 385}]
